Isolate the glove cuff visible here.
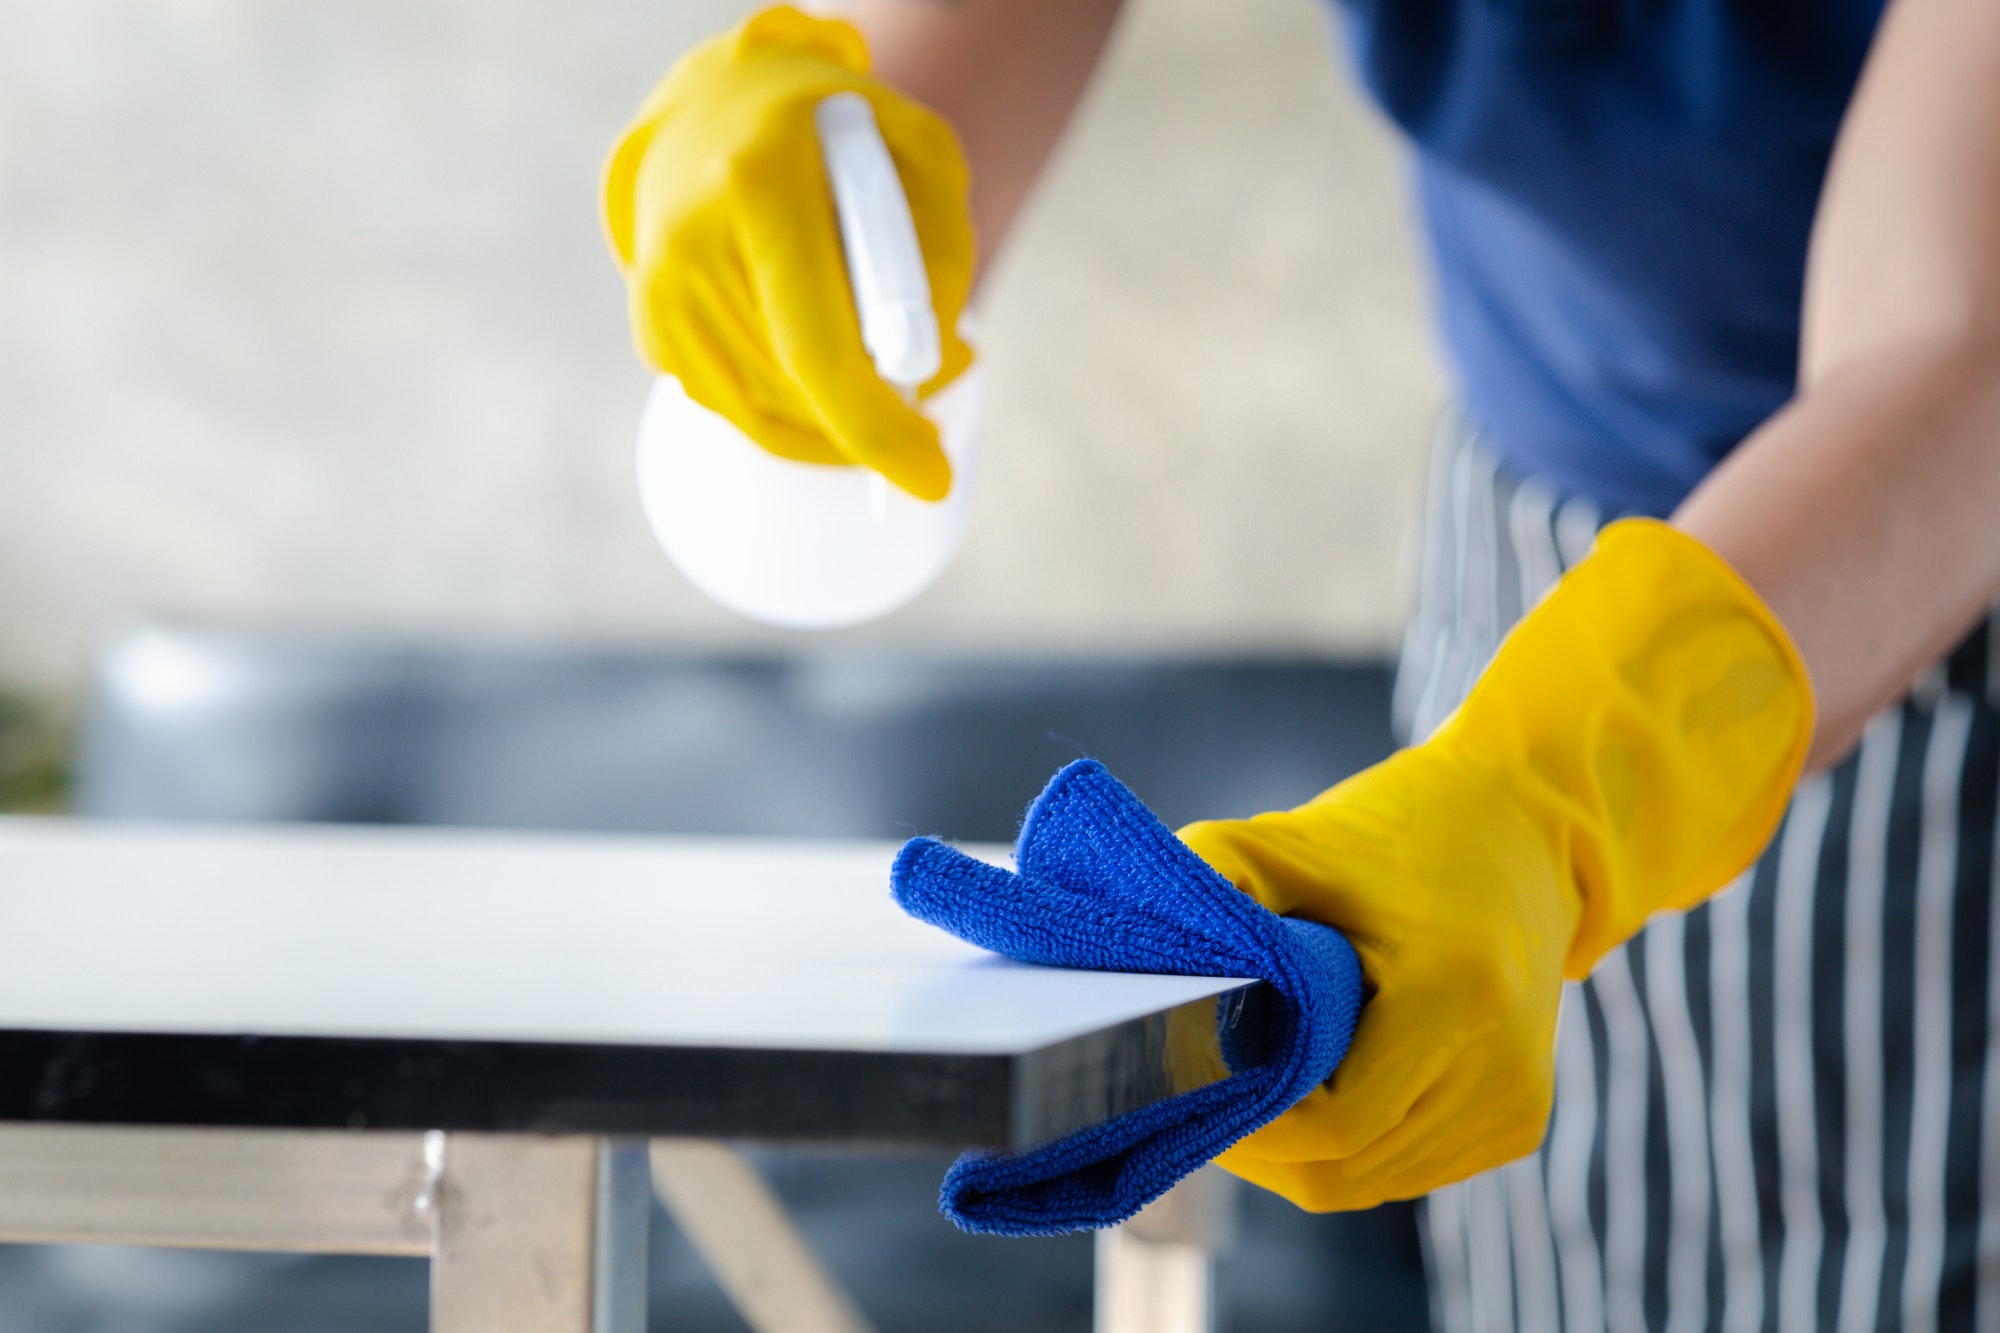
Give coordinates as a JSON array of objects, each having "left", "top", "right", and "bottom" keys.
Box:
[
  {"left": 1439, "top": 518, "right": 1815, "bottom": 977},
  {"left": 735, "top": 6, "right": 871, "bottom": 73}
]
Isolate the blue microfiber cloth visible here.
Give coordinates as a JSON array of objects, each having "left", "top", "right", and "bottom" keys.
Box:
[{"left": 890, "top": 758, "right": 1366, "bottom": 1236}]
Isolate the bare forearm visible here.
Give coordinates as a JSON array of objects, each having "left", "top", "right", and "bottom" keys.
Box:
[
  {"left": 1674, "top": 0, "right": 2000, "bottom": 771},
  {"left": 853, "top": 0, "right": 1124, "bottom": 274},
  {"left": 1676, "top": 341, "right": 2000, "bottom": 769}
]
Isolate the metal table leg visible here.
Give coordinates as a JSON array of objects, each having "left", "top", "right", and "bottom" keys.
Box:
[
  {"left": 1094, "top": 1166, "right": 1237, "bottom": 1333},
  {"left": 651, "top": 1139, "right": 878, "bottom": 1333},
  {"left": 429, "top": 1134, "right": 650, "bottom": 1333}
]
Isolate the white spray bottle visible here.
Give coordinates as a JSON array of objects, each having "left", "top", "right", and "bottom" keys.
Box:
[{"left": 635, "top": 91, "right": 983, "bottom": 630}]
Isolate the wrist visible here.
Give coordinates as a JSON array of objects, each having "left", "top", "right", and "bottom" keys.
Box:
[{"left": 1443, "top": 518, "right": 1815, "bottom": 974}]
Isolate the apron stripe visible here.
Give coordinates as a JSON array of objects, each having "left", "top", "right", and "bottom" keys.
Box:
[
  {"left": 1507, "top": 477, "right": 1562, "bottom": 621},
  {"left": 1470, "top": 1168, "right": 1518, "bottom": 1332},
  {"left": 1649, "top": 912, "right": 1715, "bottom": 1333},
  {"left": 1550, "top": 987, "right": 1609, "bottom": 1333},
  {"left": 1880, "top": 707, "right": 1935, "bottom": 1327},
  {"left": 1987, "top": 619, "right": 2000, "bottom": 707},
  {"left": 1946, "top": 707, "right": 1999, "bottom": 1333},
  {"left": 1904, "top": 697, "right": 1975, "bottom": 1332},
  {"left": 1977, "top": 711, "right": 2000, "bottom": 1333},
  {"left": 1708, "top": 873, "right": 1768, "bottom": 1333},
  {"left": 1506, "top": 1153, "right": 1563, "bottom": 1332},
  {"left": 1776, "top": 778, "right": 1836, "bottom": 1333},
  {"left": 1431, "top": 1176, "right": 1476, "bottom": 1333},
  {"left": 1835, "top": 713, "right": 1904, "bottom": 1333},
  {"left": 1598, "top": 946, "right": 1657, "bottom": 1333}
]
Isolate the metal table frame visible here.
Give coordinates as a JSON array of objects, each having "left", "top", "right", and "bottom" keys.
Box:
[{"left": 0, "top": 1124, "right": 1230, "bottom": 1333}]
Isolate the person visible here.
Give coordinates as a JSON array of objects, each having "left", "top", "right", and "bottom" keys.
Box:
[{"left": 601, "top": 1, "right": 2000, "bottom": 1327}]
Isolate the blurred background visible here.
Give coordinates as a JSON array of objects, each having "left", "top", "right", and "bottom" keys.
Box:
[
  {"left": 0, "top": 0, "right": 1436, "bottom": 709},
  {"left": 0, "top": 0, "right": 1443, "bottom": 1328}
]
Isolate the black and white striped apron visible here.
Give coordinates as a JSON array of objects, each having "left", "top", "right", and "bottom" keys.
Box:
[{"left": 1401, "top": 416, "right": 2000, "bottom": 1333}]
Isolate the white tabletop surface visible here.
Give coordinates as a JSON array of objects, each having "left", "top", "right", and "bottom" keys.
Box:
[{"left": 0, "top": 817, "right": 1243, "bottom": 1055}]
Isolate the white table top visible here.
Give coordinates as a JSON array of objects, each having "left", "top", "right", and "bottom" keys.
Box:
[{"left": 0, "top": 817, "right": 1242, "bottom": 1056}]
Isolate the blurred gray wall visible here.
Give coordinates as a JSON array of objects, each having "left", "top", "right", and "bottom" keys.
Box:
[{"left": 0, "top": 0, "right": 1440, "bottom": 697}]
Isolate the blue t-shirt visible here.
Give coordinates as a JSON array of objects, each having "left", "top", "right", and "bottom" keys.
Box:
[{"left": 1337, "top": 0, "right": 1888, "bottom": 516}]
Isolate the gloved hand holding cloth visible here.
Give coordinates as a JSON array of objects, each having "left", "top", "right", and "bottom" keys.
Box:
[
  {"left": 896, "top": 519, "right": 1813, "bottom": 1227},
  {"left": 892, "top": 759, "right": 1366, "bottom": 1236}
]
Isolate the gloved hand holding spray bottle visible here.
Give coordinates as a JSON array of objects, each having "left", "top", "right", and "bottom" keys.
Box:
[{"left": 603, "top": 8, "right": 981, "bottom": 629}]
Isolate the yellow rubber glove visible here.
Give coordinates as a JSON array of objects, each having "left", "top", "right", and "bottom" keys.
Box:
[
  {"left": 601, "top": 6, "right": 976, "bottom": 501},
  {"left": 1179, "top": 519, "right": 1814, "bottom": 1210}
]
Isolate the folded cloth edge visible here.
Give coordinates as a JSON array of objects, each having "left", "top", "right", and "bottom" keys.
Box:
[{"left": 890, "top": 759, "right": 1365, "bottom": 1235}]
